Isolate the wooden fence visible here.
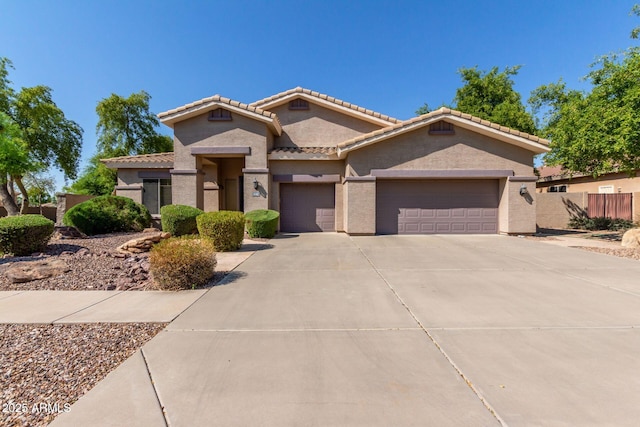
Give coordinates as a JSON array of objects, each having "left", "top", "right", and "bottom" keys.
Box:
[{"left": 587, "top": 193, "right": 632, "bottom": 220}]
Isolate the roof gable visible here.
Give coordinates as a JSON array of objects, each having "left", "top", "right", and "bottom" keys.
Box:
[
  {"left": 158, "top": 95, "right": 282, "bottom": 135},
  {"left": 336, "top": 107, "right": 550, "bottom": 158},
  {"left": 250, "top": 87, "right": 401, "bottom": 127}
]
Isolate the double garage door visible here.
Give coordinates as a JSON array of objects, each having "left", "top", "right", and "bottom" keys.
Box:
[
  {"left": 280, "top": 184, "right": 336, "bottom": 232},
  {"left": 279, "top": 180, "right": 498, "bottom": 234},
  {"left": 376, "top": 179, "right": 499, "bottom": 234}
]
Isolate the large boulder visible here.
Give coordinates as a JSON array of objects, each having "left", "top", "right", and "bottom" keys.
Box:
[
  {"left": 117, "top": 232, "right": 171, "bottom": 254},
  {"left": 4, "top": 259, "right": 71, "bottom": 283},
  {"left": 621, "top": 228, "right": 640, "bottom": 248}
]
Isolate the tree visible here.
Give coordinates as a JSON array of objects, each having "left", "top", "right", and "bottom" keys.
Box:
[
  {"left": 531, "top": 48, "right": 640, "bottom": 176},
  {"left": 22, "top": 172, "right": 56, "bottom": 205},
  {"left": 452, "top": 66, "right": 536, "bottom": 134},
  {"left": 95, "top": 91, "right": 172, "bottom": 158},
  {"left": 0, "top": 58, "right": 83, "bottom": 214},
  {"left": 68, "top": 91, "right": 172, "bottom": 196}
]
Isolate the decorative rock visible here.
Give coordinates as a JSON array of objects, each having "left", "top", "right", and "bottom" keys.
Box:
[
  {"left": 143, "top": 227, "right": 161, "bottom": 233},
  {"left": 75, "top": 248, "right": 91, "bottom": 257},
  {"left": 52, "top": 226, "right": 86, "bottom": 239},
  {"left": 117, "top": 232, "right": 171, "bottom": 254},
  {"left": 621, "top": 228, "right": 640, "bottom": 248},
  {"left": 4, "top": 259, "right": 71, "bottom": 284}
]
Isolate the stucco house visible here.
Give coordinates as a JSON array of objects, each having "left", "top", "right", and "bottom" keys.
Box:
[
  {"left": 537, "top": 165, "right": 640, "bottom": 194},
  {"left": 102, "top": 87, "right": 549, "bottom": 235}
]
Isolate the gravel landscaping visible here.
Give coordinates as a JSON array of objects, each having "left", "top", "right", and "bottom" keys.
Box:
[{"left": 0, "top": 322, "right": 166, "bottom": 427}]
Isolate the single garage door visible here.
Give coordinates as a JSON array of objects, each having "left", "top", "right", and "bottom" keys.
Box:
[
  {"left": 280, "top": 183, "right": 335, "bottom": 232},
  {"left": 376, "top": 179, "right": 498, "bottom": 234}
]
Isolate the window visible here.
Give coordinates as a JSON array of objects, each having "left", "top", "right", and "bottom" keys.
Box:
[
  {"left": 429, "top": 121, "right": 454, "bottom": 134},
  {"left": 548, "top": 185, "right": 567, "bottom": 193},
  {"left": 288, "top": 99, "right": 309, "bottom": 110},
  {"left": 143, "top": 179, "right": 172, "bottom": 215},
  {"left": 208, "top": 108, "right": 232, "bottom": 121}
]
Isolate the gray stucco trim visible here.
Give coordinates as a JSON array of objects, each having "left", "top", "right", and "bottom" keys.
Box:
[
  {"left": 191, "top": 146, "right": 251, "bottom": 155},
  {"left": 138, "top": 171, "right": 171, "bottom": 179},
  {"left": 170, "top": 169, "right": 205, "bottom": 175},
  {"left": 273, "top": 174, "right": 341, "bottom": 183},
  {"left": 343, "top": 176, "right": 377, "bottom": 182},
  {"left": 242, "top": 168, "right": 270, "bottom": 174},
  {"left": 508, "top": 176, "right": 538, "bottom": 182},
  {"left": 115, "top": 185, "right": 143, "bottom": 190},
  {"left": 370, "top": 169, "right": 514, "bottom": 179}
]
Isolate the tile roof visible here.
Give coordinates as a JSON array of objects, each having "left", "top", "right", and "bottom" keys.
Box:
[
  {"left": 337, "top": 107, "right": 550, "bottom": 155},
  {"left": 270, "top": 146, "right": 337, "bottom": 155},
  {"left": 100, "top": 152, "right": 174, "bottom": 164},
  {"left": 250, "top": 87, "right": 401, "bottom": 124},
  {"left": 159, "top": 95, "right": 277, "bottom": 121}
]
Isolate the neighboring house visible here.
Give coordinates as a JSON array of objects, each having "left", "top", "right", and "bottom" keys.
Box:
[
  {"left": 537, "top": 166, "right": 640, "bottom": 194},
  {"left": 102, "top": 87, "right": 549, "bottom": 235}
]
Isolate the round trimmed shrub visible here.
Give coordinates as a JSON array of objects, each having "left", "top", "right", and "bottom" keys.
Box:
[
  {"left": 196, "top": 210, "right": 245, "bottom": 252},
  {"left": 0, "top": 214, "right": 54, "bottom": 256},
  {"left": 63, "top": 195, "right": 151, "bottom": 236},
  {"left": 161, "top": 204, "right": 203, "bottom": 237},
  {"left": 245, "top": 209, "right": 279, "bottom": 238},
  {"left": 149, "top": 236, "right": 217, "bottom": 290}
]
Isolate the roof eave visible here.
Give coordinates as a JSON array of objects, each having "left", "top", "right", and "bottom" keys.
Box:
[
  {"left": 101, "top": 161, "right": 174, "bottom": 169},
  {"left": 159, "top": 101, "right": 282, "bottom": 136},
  {"left": 254, "top": 92, "right": 399, "bottom": 127}
]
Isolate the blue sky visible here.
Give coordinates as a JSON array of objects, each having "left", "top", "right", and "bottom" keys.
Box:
[{"left": 2, "top": 0, "right": 638, "bottom": 191}]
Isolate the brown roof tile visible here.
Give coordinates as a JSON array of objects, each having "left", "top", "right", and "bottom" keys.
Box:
[
  {"left": 100, "top": 152, "right": 174, "bottom": 164},
  {"left": 250, "top": 87, "right": 401, "bottom": 124},
  {"left": 337, "top": 107, "right": 550, "bottom": 153},
  {"left": 270, "top": 146, "right": 337, "bottom": 155}
]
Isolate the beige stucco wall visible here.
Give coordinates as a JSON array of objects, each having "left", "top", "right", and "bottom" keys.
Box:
[
  {"left": 243, "top": 172, "right": 269, "bottom": 212},
  {"left": 173, "top": 112, "right": 268, "bottom": 170},
  {"left": 270, "top": 103, "right": 382, "bottom": 148},
  {"left": 536, "top": 192, "right": 588, "bottom": 229},
  {"left": 502, "top": 180, "right": 537, "bottom": 234},
  {"left": 346, "top": 126, "right": 533, "bottom": 177},
  {"left": 343, "top": 179, "right": 376, "bottom": 235},
  {"left": 537, "top": 172, "right": 640, "bottom": 194}
]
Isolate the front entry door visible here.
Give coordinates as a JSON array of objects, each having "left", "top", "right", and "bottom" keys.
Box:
[{"left": 225, "top": 178, "right": 238, "bottom": 211}]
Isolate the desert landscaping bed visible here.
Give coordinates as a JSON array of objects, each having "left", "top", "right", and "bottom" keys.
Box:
[{"left": 0, "top": 322, "right": 166, "bottom": 427}]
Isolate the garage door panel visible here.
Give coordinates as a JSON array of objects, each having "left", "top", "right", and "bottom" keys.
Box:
[
  {"left": 280, "top": 184, "right": 336, "bottom": 232},
  {"left": 376, "top": 180, "right": 498, "bottom": 235}
]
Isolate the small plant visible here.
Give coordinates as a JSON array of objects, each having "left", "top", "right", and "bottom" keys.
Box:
[
  {"left": 568, "top": 216, "right": 634, "bottom": 231},
  {"left": 149, "top": 236, "right": 217, "bottom": 290},
  {"left": 245, "top": 209, "right": 279, "bottom": 238},
  {"left": 63, "top": 195, "right": 151, "bottom": 235},
  {"left": 196, "top": 210, "right": 245, "bottom": 251},
  {"left": 0, "top": 214, "right": 54, "bottom": 256},
  {"left": 160, "top": 204, "right": 203, "bottom": 236}
]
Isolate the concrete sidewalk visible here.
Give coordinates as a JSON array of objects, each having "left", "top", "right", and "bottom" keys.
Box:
[
  {"left": 0, "top": 241, "right": 265, "bottom": 324},
  {"left": 50, "top": 233, "right": 640, "bottom": 426}
]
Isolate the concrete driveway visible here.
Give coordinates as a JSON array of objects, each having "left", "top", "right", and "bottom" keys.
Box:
[{"left": 53, "top": 233, "right": 640, "bottom": 426}]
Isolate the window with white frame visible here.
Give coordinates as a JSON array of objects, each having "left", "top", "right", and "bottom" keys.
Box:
[{"left": 143, "top": 179, "right": 172, "bottom": 215}]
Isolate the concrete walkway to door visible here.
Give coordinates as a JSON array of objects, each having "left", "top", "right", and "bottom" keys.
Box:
[{"left": 52, "top": 233, "right": 640, "bottom": 426}]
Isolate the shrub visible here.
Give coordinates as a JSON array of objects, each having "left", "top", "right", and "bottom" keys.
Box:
[
  {"left": 63, "top": 195, "right": 151, "bottom": 235},
  {"left": 161, "top": 204, "right": 203, "bottom": 236},
  {"left": 568, "top": 216, "right": 634, "bottom": 231},
  {"left": 149, "top": 236, "right": 217, "bottom": 290},
  {"left": 0, "top": 214, "right": 54, "bottom": 256},
  {"left": 196, "top": 210, "right": 245, "bottom": 251},
  {"left": 245, "top": 209, "right": 279, "bottom": 238}
]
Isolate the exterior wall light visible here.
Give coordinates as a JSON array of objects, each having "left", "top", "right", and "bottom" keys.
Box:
[
  {"left": 519, "top": 184, "right": 529, "bottom": 196},
  {"left": 253, "top": 178, "right": 259, "bottom": 190}
]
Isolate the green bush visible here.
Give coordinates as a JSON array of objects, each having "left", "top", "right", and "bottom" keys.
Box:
[
  {"left": 568, "top": 216, "right": 634, "bottom": 231},
  {"left": 149, "top": 236, "right": 217, "bottom": 290},
  {"left": 161, "top": 204, "right": 203, "bottom": 236},
  {"left": 196, "top": 210, "right": 245, "bottom": 251},
  {"left": 245, "top": 209, "right": 279, "bottom": 238},
  {"left": 63, "top": 195, "right": 151, "bottom": 236},
  {"left": 0, "top": 214, "right": 54, "bottom": 256}
]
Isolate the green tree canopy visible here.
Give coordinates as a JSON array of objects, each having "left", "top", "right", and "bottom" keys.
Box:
[
  {"left": 68, "top": 91, "right": 172, "bottom": 196},
  {"left": 0, "top": 57, "right": 83, "bottom": 215},
  {"left": 452, "top": 66, "right": 536, "bottom": 134},
  {"left": 531, "top": 48, "right": 640, "bottom": 176},
  {"left": 96, "top": 91, "right": 172, "bottom": 158}
]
